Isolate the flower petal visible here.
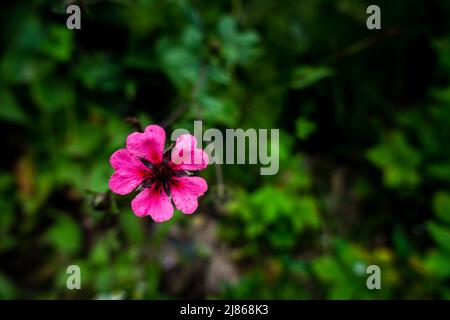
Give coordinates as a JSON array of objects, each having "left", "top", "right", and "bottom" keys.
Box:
[
  {"left": 171, "top": 134, "right": 209, "bottom": 171},
  {"left": 126, "top": 125, "right": 166, "bottom": 164},
  {"left": 170, "top": 176, "right": 208, "bottom": 214},
  {"left": 110, "top": 148, "right": 147, "bottom": 171},
  {"left": 109, "top": 169, "right": 147, "bottom": 195},
  {"left": 131, "top": 184, "right": 174, "bottom": 222}
]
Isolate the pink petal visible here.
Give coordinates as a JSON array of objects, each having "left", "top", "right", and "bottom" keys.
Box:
[
  {"left": 110, "top": 148, "right": 147, "bottom": 171},
  {"left": 170, "top": 176, "right": 208, "bottom": 214},
  {"left": 170, "top": 134, "right": 209, "bottom": 171},
  {"left": 131, "top": 184, "right": 174, "bottom": 222},
  {"left": 126, "top": 125, "right": 166, "bottom": 165},
  {"left": 109, "top": 169, "right": 147, "bottom": 195}
]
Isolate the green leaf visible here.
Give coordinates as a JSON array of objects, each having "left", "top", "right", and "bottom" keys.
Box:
[
  {"left": 88, "top": 162, "right": 111, "bottom": 193},
  {"left": 295, "top": 117, "right": 317, "bottom": 140},
  {"left": 0, "top": 273, "right": 17, "bottom": 299},
  {"left": 156, "top": 26, "right": 203, "bottom": 89},
  {"left": 39, "top": 25, "right": 73, "bottom": 62},
  {"left": 328, "top": 283, "right": 355, "bottom": 300},
  {"left": 0, "top": 51, "right": 55, "bottom": 84},
  {"left": 291, "top": 66, "right": 333, "bottom": 89},
  {"left": 428, "top": 221, "right": 450, "bottom": 252},
  {"left": 46, "top": 216, "right": 82, "bottom": 254},
  {"left": 393, "top": 227, "right": 412, "bottom": 258},
  {"left": 90, "top": 240, "right": 110, "bottom": 266},
  {"left": 336, "top": 241, "right": 368, "bottom": 272},
  {"left": 197, "top": 96, "right": 238, "bottom": 126},
  {"left": 0, "top": 88, "right": 27, "bottom": 124},
  {"left": 75, "top": 54, "right": 122, "bottom": 92},
  {"left": 292, "top": 196, "right": 320, "bottom": 232},
  {"left": 120, "top": 211, "right": 145, "bottom": 244},
  {"left": 424, "top": 250, "right": 450, "bottom": 278},
  {"left": 433, "top": 192, "right": 450, "bottom": 223},
  {"left": 89, "top": 231, "right": 119, "bottom": 266},
  {"left": 250, "top": 186, "right": 293, "bottom": 224},
  {"left": 218, "top": 16, "right": 260, "bottom": 65},
  {"left": 312, "top": 256, "right": 346, "bottom": 283},
  {"left": 427, "top": 163, "right": 450, "bottom": 182},
  {"left": 31, "top": 80, "right": 75, "bottom": 113},
  {"left": 367, "top": 131, "right": 422, "bottom": 188}
]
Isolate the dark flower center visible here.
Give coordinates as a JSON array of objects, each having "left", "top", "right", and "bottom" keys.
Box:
[
  {"left": 151, "top": 161, "right": 173, "bottom": 183},
  {"left": 140, "top": 156, "right": 188, "bottom": 196}
]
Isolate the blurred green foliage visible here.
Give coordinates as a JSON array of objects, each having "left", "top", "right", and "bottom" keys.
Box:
[{"left": 0, "top": 0, "right": 449, "bottom": 299}]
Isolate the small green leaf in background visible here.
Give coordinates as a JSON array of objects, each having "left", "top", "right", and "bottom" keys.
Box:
[
  {"left": 90, "top": 239, "right": 111, "bottom": 266},
  {"left": 291, "top": 66, "right": 333, "bottom": 89},
  {"left": 0, "top": 273, "right": 17, "bottom": 299},
  {"left": 393, "top": 227, "right": 412, "bottom": 259},
  {"left": 218, "top": 16, "right": 260, "bottom": 66},
  {"left": 295, "top": 117, "right": 317, "bottom": 140},
  {"left": 427, "top": 162, "right": 450, "bottom": 182},
  {"left": 367, "top": 131, "right": 422, "bottom": 188},
  {"left": 31, "top": 80, "right": 75, "bottom": 113},
  {"left": 432, "top": 38, "right": 450, "bottom": 74},
  {"left": 157, "top": 26, "right": 203, "bottom": 89},
  {"left": 424, "top": 250, "right": 450, "bottom": 278},
  {"left": 0, "top": 87, "right": 27, "bottom": 124},
  {"left": 0, "top": 51, "right": 55, "bottom": 84},
  {"left": 89, "top": 231, "right": 120, "bottom": 266},
  {"left": 120, "top": 210, "right": 145, "bottom": 244},
  {"left": 75, "top": 54, "right": 122, "bottom": 92},
  {"left": 88, "top": 162, "right": 112, "bottom": 193},
  {"left": 312, "top": 256, "right": 346, "bottom": 283},
  {"left": 432, "top": 192, "right": 450, "bottom": 223},
  {"left": 198, "top": 95, "right": 238, "bottom": 126},
  {"left": 292, "top": 196, "right": 320, "bottom": 232},
  {"left": 39, "top": 25, "right": 74, "bottom": 62},
  {"left": 45, "top": 215, "right": 82, "bottom": 255},
  {"left": 427, "top": 222, "right": 450, "bottom": 253}
]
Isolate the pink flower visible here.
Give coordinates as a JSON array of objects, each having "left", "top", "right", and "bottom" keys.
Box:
[{"left": 109, "top": 124, "right": 208, "bottom": 222}]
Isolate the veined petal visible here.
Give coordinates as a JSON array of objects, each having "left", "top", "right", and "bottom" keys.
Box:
[
  {"left": 110, "top": 148, "right": 148, "bottom": 171},
  {"left": 109, "top": 169, "right": 147, "bottom": 195},
  {"left": 126, "top": 125, "right": 166, "bottom": 165},
  {"left": 170, "top": 176, "right": 208, "bottom": 214},
  {"left": 131, "top": 184, "right": 174, "bottom": 222},
  {"left": 170, "top": 134, "right": 208, "bottom": 171}
]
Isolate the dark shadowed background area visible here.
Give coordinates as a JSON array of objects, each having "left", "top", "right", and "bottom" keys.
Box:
[{"left": 0, "top": 0, "right": 449, "bottom": 299}]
